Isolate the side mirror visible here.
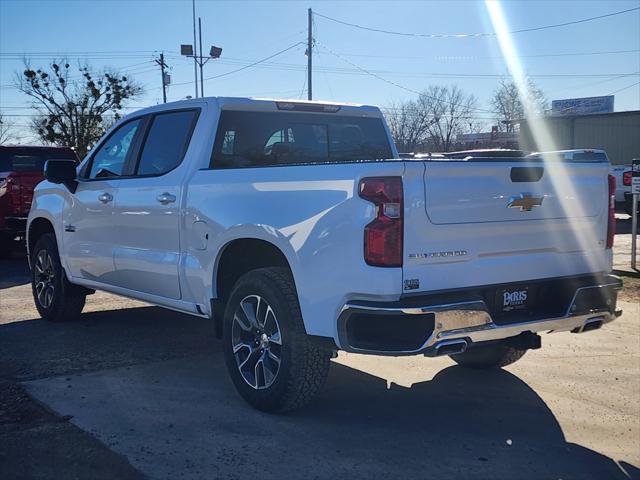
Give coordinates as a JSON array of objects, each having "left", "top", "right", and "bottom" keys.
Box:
[{"left": 44, "top": 160, "right": 78, "bottom": 193}]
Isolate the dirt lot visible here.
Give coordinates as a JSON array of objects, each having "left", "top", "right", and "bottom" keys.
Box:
[{"left": 1, "top": 228, "right": 639, "bottom": 479}]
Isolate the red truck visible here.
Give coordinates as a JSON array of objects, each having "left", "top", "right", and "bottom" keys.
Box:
[{"left": 1, "top": 145, "right": 78, "bottom": 254}]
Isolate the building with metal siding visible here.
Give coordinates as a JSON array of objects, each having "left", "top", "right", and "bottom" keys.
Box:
[{"left": 519, "top": 110, "right": 640, "bottom": 166}]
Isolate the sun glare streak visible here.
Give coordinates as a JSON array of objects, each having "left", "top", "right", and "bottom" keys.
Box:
[{"left": 485, "top": 0, "right": 609, "bottom": 275}]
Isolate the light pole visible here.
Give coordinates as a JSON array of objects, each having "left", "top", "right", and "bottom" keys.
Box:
[
  {"left": 191, "top": 0, "right": 198, "bottom": 97},
  {"left": 181, "top": 17, "right": 222, "bottom": 98}
]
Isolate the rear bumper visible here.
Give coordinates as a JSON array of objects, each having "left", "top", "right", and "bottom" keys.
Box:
[{"left": 337, "top": 274, "right": 622, "bottom": 356}]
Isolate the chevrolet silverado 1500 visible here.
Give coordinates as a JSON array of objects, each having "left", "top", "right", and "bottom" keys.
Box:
[{"left": 27, "top": 97, "right": 622, "bottom": 411}]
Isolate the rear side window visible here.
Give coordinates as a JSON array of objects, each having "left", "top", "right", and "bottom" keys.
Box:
[
  {"left": 211, "top": 111, "right": 392, "bottom": 168},
  {"left": 136, "top": 110, "right": 198, "bottom": 176}
]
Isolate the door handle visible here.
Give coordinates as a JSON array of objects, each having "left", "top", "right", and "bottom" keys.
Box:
[
  {"left": 98, "top": 192, "right": 113, "bottom": 204},
  {"left": 156, "top": 192, "right": 176, "bottom": 205}
]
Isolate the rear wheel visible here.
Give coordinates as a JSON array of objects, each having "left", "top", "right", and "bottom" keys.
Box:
[
  {"left": 450, "top": 340, "right": 527, "bottom": 369},
  {"left": 31, "top": 233, "right": 86, "bottom": 322},
  {"left": 222, "top": 267, "right": 331, "bottom": 412}
]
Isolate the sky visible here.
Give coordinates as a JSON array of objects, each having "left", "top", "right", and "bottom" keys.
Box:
[{"left": 1, "top": 0, "right": 639, "bottom": 142}]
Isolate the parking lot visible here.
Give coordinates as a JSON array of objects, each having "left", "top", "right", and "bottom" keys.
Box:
[{"left": 1, "top": 216, "right": 639, "bottom": 480}]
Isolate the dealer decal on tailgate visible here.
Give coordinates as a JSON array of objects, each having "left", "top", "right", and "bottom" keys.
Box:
[{"left": 500, "top": 287, "right": 529, "bottom": 312}]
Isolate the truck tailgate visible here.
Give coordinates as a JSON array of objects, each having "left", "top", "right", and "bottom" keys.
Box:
[{"left": 402, "top": 160, "right": 612, "bottom": 294}]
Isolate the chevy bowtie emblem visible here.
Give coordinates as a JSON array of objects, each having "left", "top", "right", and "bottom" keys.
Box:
[{"left": 507, "top": 193, "right": 544, "bottom": 212}]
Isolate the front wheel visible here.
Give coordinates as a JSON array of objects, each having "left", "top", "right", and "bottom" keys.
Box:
[
  {"left": 222, "top": 267, "right": 331, "bottom": 412},
  {"left": 31, "top": 233, "right": 86, "bottom": 322},
  {"left": 450, "top": 340, "right": 527, "bottom": 369}
]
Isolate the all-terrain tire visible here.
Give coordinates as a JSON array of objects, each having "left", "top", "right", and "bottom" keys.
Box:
[
  {"left": 222, "top": 267, "right": 331, "bottom": 412},
  {"left": 450, "top": 340, "right": 527, "bottom": 369},
  {"left": 31, "top": 233, "right": 86, "bottom": 322}
]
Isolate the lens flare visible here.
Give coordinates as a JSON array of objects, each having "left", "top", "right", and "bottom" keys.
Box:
[{"left": 485, "top": 0, "right": 611, "bottom": 275}]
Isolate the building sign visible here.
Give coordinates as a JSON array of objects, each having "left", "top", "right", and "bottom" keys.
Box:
[{"left": 551, "top": 96, "right": 614, "bottom": 116}]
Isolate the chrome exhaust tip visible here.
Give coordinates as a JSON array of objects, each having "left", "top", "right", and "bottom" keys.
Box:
[
  {"left": 432, "top": 339, "right": 468, "bottom": 356},
  {"left": 572, "top": 316, "right": 604, "bottom": 334}
]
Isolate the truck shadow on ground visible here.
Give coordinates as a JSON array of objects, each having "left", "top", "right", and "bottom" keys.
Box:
[
  {"left": 1, "top": 307, "right": 637, "bottom": 479},
  {"left": 0, "top": 248, "right": 31, "bottom": 289}
]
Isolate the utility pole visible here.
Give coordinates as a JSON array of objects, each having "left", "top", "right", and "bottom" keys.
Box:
[
  {"left": 155, "top": 53, "right": 169, "bottom": 103},
  {"left": 198, "top": 17, "right": 205, "bottom": 97},
  {"left": 192, "top": 0, "right": 199, "bottom": 97},
  {"left": 307, "top": 8, "right": 312, "bottom": 101}
]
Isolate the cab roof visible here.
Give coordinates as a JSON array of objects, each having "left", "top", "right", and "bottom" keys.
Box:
[{"left": 126, "top": 96, "right": 384, "bottom": 119}]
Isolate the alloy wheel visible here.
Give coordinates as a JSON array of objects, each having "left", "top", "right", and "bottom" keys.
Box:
[
  {"left": 231, "top": 294, "right": 282, "bottom": 390},
  {"left": 34, "top": 249, "right": 56, "bottom": 309}
]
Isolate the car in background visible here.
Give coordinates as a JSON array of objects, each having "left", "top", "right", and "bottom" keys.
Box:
[
  {"left": 526, "top": 148, "right": 609, "bottom": 163},
  {"left": 0, "top": 145, "right": 79, "bottom": 254},
  {"left": 622, "top": 166, "right": 638, "bottom": 217},
  {"left": 611, "top": 163, "right": 632, "bottom": 205}
]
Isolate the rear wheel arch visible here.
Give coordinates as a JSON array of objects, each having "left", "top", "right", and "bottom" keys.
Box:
[{"left": 213, "top": 238, "right": 298, "bottom": 338}]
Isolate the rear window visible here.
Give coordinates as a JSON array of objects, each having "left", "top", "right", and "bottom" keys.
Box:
[
  {"left": 0, "top": 150, "right": 77, "bottom": 172},
  {"left": 210, "top": 111, "right": 393, "bottom": 168}
]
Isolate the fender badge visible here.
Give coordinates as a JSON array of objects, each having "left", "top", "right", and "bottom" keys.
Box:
[
  {"left": 408, "top": 250, "right": 467, "bottom": 259},
  {"left": 404, "top": 279, "right": 419, "bottom": 291}
]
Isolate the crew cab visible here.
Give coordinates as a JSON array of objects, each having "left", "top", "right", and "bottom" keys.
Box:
[
  {"left": 27, "top": 97, "right": 622, "bottom": 412},
  {"left": 0, "top": 145, "right": 78, "bottom": 254}
]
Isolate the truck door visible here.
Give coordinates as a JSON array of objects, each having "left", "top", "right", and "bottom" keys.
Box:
[
  {"left": 64, "top": 118, "right": 143, "bottom": 283},
  {"left": 109, "top": 109, "right": 200, "bottom": 300}
]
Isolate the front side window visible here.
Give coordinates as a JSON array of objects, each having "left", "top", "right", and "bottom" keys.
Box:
[
  {"left": 211, "top": 111, "right": 392, "bottom": 168},
  {"left": 136, "top": 110, "right": 198, "bottom": 176},
  {"left": 88, "top": 119, "right": 141, "bottom": 179}
]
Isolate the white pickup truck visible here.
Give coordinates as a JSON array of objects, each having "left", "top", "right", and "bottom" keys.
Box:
[{"left": 27, "top": 97, "right": 622, "bottom": 412}]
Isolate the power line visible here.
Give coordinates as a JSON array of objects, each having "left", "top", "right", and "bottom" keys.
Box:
[
  {"left": 324, "top": 49, "right": 640, "bottom": 61},
  {"left": 546, "top": 71, "right": 640, "bottom": 95},
  {"left": 206, "top": 42, "right": 305, "bottom": 81},
  {"left": 119, "top": 54, "right": 639, "bottom": 80},
  {"left": 0, "top": 60, "right": 157, "bottom": 90},
  {"left": 608, "top": 81, "right": 640, "bottom": 95},
  {"left": 314, "top": 7, "right": 639, "bottom": 39},
  {"left": 316, "top": 40, "right": 496, "bottom": 115},
  {"left": 155, "top": 42, "right": 305, "bottom": 90}
]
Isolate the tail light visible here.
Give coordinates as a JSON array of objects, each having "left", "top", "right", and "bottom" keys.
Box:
[
  {"left": 359, "top": 177, "right": 403, "bottom": 267},
  {"left": 623, "top": 171, "right": 632, "bottom": 186},
  {"left": 606, "top": 174, "right": 615, "bottom": 249}
]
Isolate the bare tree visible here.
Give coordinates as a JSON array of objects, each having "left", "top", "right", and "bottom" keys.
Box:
[
  {"left": 384, "top": 100, "right": 434, "bottom": 152},
  {"left": 491, "top": 78, "right": 547, "bottom": 133},
  {"left": 16, "top": 61, "right": 142, "bottom": 157},
  {"left": 385, "top": 85, "right": 477, "bottom": 153},
  {"left": 418, "top": 85, "right": 478, "bottom": 152},
  {"left": 0, "top": 113, "right": 18, "bottom": 145}
]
